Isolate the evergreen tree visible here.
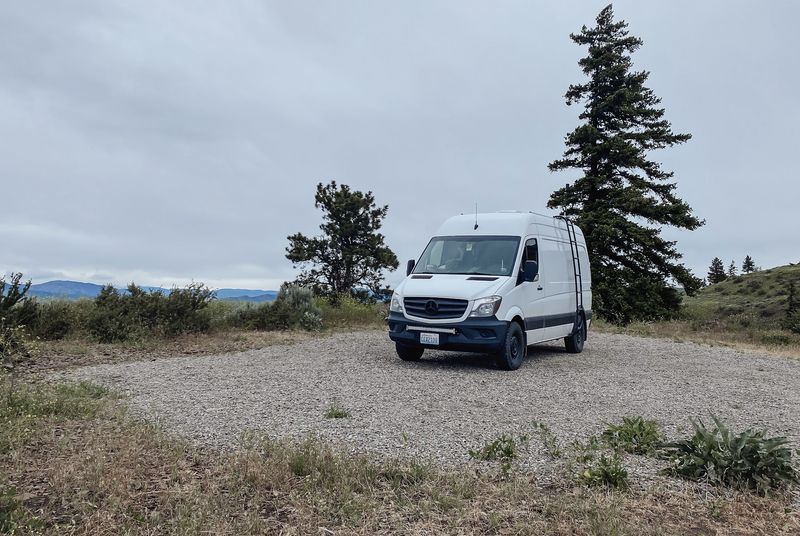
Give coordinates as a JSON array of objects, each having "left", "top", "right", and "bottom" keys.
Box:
[
  {"left": 286, "top": 181, "right": 398, "bottom": 299},
  {"left": 785, "top": 280, "right": 800, "bottom": 334},
  {"left": 707, "top": 257, "right": 727, "bottom": 284},
  {"left": 742, "top": 255, "right": 756, "bottom": 274},
  {"left": 727, "top": 260, "right": 737, "bottom": 278},
  {"left": 548, "top": 5, "right": 702, "bottom": 324}
]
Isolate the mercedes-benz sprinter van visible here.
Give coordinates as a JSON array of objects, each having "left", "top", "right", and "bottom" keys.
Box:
[{"left": 387, "top": 211, "right": 592, "bottom": 370}]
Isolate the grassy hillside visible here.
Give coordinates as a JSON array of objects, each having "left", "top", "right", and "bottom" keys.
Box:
[
  {"left": 683, "top": 264, "right": 800, "bottom": 329},
  {"left": 597, "top": 264, "right": 800, "bottom": 355}
]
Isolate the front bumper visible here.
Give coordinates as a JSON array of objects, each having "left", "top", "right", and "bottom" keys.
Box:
[{"left": 387, "top": 311, "right": 509, "bottom": 353}]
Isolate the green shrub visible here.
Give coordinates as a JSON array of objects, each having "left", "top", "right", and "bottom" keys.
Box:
[
  {"left": 746, "top": 279, "right": 762, "bottom": 291},
  {"left": 300, "top": 310, "right": 323, "bottom": 331},
  {"left": 759, "top": 332, "right": 792, "bottom": 346},
  {"left": 602, "top": 416, "right": 663, "bottom": 454},
  {"left": 577, "top": 452, "right": 629, "bottom": 489},
  {"left": 661, "top": 416, "right": 799, "bottom": 493},
  {"left": 227, "top": 285, "right": 322, "bottom": 331},
  {"left": 0, "top": 320, "right": 33, "bottom": 370},
  {"left": 88, "top": 283, "right": 215, "bottom": 342},
  {"left": 30, "top": 299, "right": 94, "bottom": 340},
  {"left": 469, "top": 433, "right": 528, "bottom": 476},
  {"left": 161, "top": 283, "right": 215, "bottom": 335},
  {"left": 784, "top": 311, "right": 800, "bottom": 335}
]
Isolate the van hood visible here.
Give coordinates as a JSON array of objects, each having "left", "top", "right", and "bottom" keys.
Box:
[{"left": 396, "top": 274, "right": 508, "bottom": 301}]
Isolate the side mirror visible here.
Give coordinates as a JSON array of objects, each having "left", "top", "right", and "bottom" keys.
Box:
[
  {"left": 522, "top": 260, "right": 538, "bottom": 282},
  {"left": 406, "top": 259, "right": 416, "bottom": 276}
]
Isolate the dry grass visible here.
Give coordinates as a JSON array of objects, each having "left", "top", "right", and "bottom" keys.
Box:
[
  {"left": 2, "top": 380, "right": 799, "bottom": 535},
  {"left": 593, "top": 319, "right": 800, "bottom": 360},
  {"left": 22, "top": 329, "right": 343, "bottom": 375}
]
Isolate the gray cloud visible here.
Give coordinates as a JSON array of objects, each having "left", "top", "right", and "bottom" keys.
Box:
[{"left": 2, "top": 1, "right": 798, "bottom": 289}]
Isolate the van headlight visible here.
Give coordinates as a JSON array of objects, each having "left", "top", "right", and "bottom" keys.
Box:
[
  {"left": 390, "top": 292, "right": 404, "bottom": 313},
  {"left": 470, "top": 295, "right": 502, "bottom": 317}
]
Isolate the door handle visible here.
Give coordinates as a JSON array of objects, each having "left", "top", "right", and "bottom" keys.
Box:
[{"left": 537, "top": 286, "right": 543, "bottom": 291}]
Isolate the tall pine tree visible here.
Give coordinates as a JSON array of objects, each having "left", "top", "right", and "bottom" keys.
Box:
[
  {"left": 707, "top": 257, "right": 727, "bottom": 284},
  {"left": 548, "top": 5, "right": 702, "bottom": 324},
  {"left": 742, "top": 255, "right": 756, "bottom": 274}
]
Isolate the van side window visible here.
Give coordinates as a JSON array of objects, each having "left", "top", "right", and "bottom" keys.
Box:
[
  {"left": 524, "top": 239, "right": 538, "bottom": 264},
  {"left": 517, "top": 238, "right": 538, "bottom": 285}
]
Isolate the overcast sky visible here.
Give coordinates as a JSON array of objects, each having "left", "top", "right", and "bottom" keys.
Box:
[{"left": 2, "top": 1, "right": 798, "bottom": 290}]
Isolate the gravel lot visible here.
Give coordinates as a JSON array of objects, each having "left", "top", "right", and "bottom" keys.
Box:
[{"left": 67, "top": 330, "right": 800, "bottom": 477}]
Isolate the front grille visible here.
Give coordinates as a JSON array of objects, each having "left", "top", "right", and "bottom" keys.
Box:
[{"left": 403, "top": 297, "right": 468, "bottom": 319}]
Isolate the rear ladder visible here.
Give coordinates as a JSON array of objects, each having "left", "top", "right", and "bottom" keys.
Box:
[{"left": 555, "top": 216, "right": 584, "bottom": 332}]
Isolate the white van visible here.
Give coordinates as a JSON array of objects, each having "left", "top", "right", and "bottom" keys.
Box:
[{"left": 388, "top": 211, "right": 592, "bottom": 370}]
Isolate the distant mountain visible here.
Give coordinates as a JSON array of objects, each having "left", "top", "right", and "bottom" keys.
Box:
[
  {"left": 214, "top": 288, "right": 276, "bottom": 299},
  {"left": 219, "top": 291, "right": 278, "bottom": 303},
  {"left": 27, "top": 280, "right": 277, "bottom": 302},
  {"left": 28, "top": 280, "right": 105, "bottom": 299}
]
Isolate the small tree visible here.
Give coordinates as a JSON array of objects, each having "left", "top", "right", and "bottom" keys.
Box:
[
  {"left": 0, "top": 273, "right": 36, "bottom": 373},
  {"left": 742, "top": 255, "right": 756, "bottom": 274},
  {"left": 0, "top": 273, "right": 36, "bottom": 326},
  {"left": 785, "top": 280, "right": 799, "bottom": 334},
  {"left": 286, "top": 181, "right": 398, "bottom": 299},
  {"left": 707, "top": 258, "right": 727, "bottom": 284},
  {"left": 727, "top": 260, "right": 738, "bottom": 278}
]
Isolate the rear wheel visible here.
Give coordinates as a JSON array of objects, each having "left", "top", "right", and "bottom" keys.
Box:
[
  {"left": 396, "top": 343, "right": 424, "bottom": 361},
  {"left": 495, "top": 322, "right": 525, "bottom": 370},
  {"left": 565, "top": 314, "right": 586, "bottom": 353}
]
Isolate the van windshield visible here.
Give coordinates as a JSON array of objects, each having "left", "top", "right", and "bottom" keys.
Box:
[{"left": 413, "top": 235, "right": 521, "bottom": 276}]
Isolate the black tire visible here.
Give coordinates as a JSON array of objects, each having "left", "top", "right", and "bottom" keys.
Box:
[
  {"left": 396, "top": 343, "right": 424, "bottom": 361},
  {"left": 495, "top": 322, "right": 526, "bottom": 370},
  {"left": 565, "top": 314, "right": 586, "bottom": 353}
]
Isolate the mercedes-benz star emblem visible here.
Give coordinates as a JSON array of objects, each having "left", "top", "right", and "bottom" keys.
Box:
[{"left": 425, "top": 300, "right": 438, "bottom": 315}]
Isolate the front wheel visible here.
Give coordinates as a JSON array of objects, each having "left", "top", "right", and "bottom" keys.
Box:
[
  {"left": 396, "top": 343, "right": 424, "bottom": 361},
  {"left": 564, "top": 314, "right": 586, "bottom": 353},
  {"left": 495, "top": 322, "right": 526, "bottom": 370}
]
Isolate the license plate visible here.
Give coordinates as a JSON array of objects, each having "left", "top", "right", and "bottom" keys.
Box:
[{"left": 419, "top": 332, "right": 439, "bottom": 345}]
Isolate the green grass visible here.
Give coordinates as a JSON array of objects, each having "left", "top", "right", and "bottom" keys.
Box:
[
  {"left": 0, "top": 378, "right": 113, "bottom": 454},
  {"left": 468, "top": 433, "right": 529, "bottom": 476},
  {"left": 532, "top": 421, "right": 562, "bottom": 459},
  {"left": 314, "top": 295, "right": 388, "bottom": 330},
  {"left": 324, "top": 402, "right": 351, "bottom": 419},
  {"left": 683, "top": 264, "right": 800, "bottom": 329},
  {"left": 602, "top": 416, "right": 663, "bottom": 455}
]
